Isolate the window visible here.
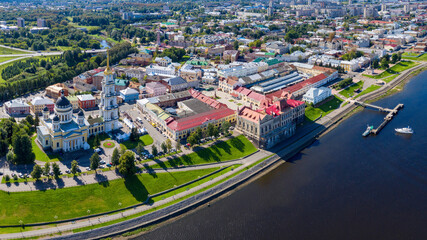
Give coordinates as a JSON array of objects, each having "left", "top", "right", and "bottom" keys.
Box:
[
  {"left": 45, "top": 140, "right": 48, "bottom": 145},
  {"left": 57, "top": 142, "right": 59, "bottom": 147}
]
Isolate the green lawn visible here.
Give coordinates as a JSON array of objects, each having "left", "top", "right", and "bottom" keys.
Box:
[
  {"left": 402, "top": 53, "right": 427, "bottom": 61},
  {"left": 339, "top": 81, "right": 364, "bottom": 98},
  {"left": 383, "top": 74, "right": 398, "bottom": 83},
  {"left": 120, "top": 135, "right": 154, "bottom": 150},
  {"left": 103, "top": 141, "right": 116, "bottom": 148},
  {"left": 0, "top": 46, "right": 30, "bottom": 55},
  {"left": 0, "top": 56, "right": 19, "bottom": 64},
  {"left": 31, "top": 136, "right": 62, "bottom": 162},
  {"left": 88, "top": 133, "right": 110, "bottom": 149},
  {"left": 362, "top": 61, "right": 418, "bottom": 79},
  {"left": 150, "top": 135, "right": 257, "bottom": 169},
  {"left": 389, "top": 60, "right": 418, "bottom": 72},
  {"left": 354, "top": 84, "right": 381, "bottom": 98},
  {"left": 304, "top": 95, "right": 343, "bottom": 121},
  {"left": 0, "top": 168, "right": 219, "bottom": 224}
]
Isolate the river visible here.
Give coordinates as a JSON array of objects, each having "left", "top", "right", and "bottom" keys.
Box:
[{"left": 136, "top": 71, "right": 427, "bottom": 240}]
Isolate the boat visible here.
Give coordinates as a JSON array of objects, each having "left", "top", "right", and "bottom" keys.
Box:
[
  {"left": 362, "top": 125, "right": 374, "bottom": 137},
  {"left": 395, "top": 126, "right": 413, "bottom": 134}
]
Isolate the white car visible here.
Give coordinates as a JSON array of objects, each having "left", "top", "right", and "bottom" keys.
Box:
[
  {"left": 100, "top": 160, "right": 106, "bottom": 165},
  {"left": 86, "top": 167, "right": 91, "bottom": 171}
]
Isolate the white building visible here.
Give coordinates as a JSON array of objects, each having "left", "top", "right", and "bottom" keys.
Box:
[
  {"left": 302, "top": 87, "right": 332, "bottom": 105},
  {"left": 146, "top": 64, "right": 176, "bottom": 77}
]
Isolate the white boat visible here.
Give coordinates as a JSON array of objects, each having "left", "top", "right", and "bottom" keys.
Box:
[{"left": 395, "top": 126, "right": 413, "bottom": 134}]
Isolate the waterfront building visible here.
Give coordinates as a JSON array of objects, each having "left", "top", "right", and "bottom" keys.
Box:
[
  {"left": 236, "top": 98, "right": 305, "bottom": 149},
  {"left": 302, "top": 87, "right": 332, "bottom": 105}
]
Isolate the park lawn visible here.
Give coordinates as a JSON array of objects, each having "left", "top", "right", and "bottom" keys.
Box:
[
  {"left": 103, "top": 141, "right": 116, "bottom": 148},
  {"left": 304, "top": 95, "right": 343, "bottom": 121},
  {"left": 402, "top": 53, "right": 427, "bottom": 61},
  {"left": 383, "top": 74, "right": 398, "bottom": 83},
  {"left": 0, "top": 56, "right": 19, "bottom": 64},
  {"left": 0, "top": 167, "right": 219, "bottom": 225},
  {"left": 389, "top": 60, "right": 418, "bottom": 72},
  {"left": 363, "top": 69, "right": 394, "bottom": 79},
  {"left": 0, "top": 46, "right": 29, "bottom": 55},
  {"left": 354, "top": 84, "right": 381, "bottom": 98},
  {"left": 88, "top": 133, "right": 111, "bottom": 149},
  {"left": 120, "top": 135, "right": 154, "bottom": 150},
  {"left": 31, "top": 136, "right": 62, "bottom": 162},
  {"left": 340, "top": 81, "right": 364, "bottom": 98},
  {"left": 150, "top": 135, "right": 257, "bottom": 169}
]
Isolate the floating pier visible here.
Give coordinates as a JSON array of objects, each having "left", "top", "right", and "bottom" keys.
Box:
[{"left": 353, "top": 101, "right": 404, "bottom": 135}]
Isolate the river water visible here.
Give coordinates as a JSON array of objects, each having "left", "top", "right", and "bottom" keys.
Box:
[{"left": 137, "top": 71, "right": 427, "bottom": 240}]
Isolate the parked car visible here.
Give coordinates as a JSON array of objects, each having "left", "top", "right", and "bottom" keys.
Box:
[
  {"left": 100, "top": 160, "right": 106, "bottom": 165},
  {"left": 95, "top": 148, "right": 102, "bottom": 154},
  {"left": 106, "top": 164, "right": 112, "bottom": 167},
  {"left": 65, "top": 170, "right": 71, "bottom": 174},
  {"left": 86, "top": 167, "right": 91, "bottom": 171}
]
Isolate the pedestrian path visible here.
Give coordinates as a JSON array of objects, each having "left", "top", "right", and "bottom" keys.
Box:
[
  {"left": 0, "top": 149, "right": 266, "bottom": 192},
  {"left": 0, "top": 150, "right": 272, "bottom": 240}
]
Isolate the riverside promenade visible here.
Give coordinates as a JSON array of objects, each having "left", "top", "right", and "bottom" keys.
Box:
[{"left": 1, "top": 63, "right": 425, "bottom": 240}]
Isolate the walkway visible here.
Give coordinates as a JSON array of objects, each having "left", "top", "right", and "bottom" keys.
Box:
[
  {"left": 0, "top": 149, "right": 266, "bottom": 192},
  {"left": 0, "top": 150, "right": 272, "bottom": 240}
]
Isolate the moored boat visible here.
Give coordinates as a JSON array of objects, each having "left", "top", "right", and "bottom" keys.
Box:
[
  {"left": 362, "top": 125, "right": 374, "bottom": 137},
  {"left": 395, "top": 126, "right": 413, "bottom": 134}
]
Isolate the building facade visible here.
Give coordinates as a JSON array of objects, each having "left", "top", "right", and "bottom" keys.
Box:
[{"left": 236, "top": 98, "right": 305, "bottom": 149}]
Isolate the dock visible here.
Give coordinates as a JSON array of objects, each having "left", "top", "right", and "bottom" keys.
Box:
[{"left": 352, "top": 100, "right": 404, "bottom": 135}]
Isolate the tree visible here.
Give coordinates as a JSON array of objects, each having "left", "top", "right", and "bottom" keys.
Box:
[
  {"left": 13, "top": 134, "right": 35, "bottom": 164},
  {"left": 130, "top": 128, "right": 139, "bottom": 141},
  {"left": 31, "top": 165, "right": 43, "bottom": 180},
  {"left": 161, "top": 142, "right": 167, "bottom": 154},
  {"left": 25, "top": 115, "right": 34, "bottom": 126},
  {"left": 120, "top": 144, "right": 127, "bottom": 155},
  {"left": 207, "top": 123, "right": 215, "bottom": 137},
  {"left": 111, "top": 148, "right": 120, "bottom": 165},
  {"left": 175, "top": 141, "right": 181, "bottom": 152},
  {"left": 391, "top": 53, "right": 399, "bottom": 64},
  {"left": 135, "top": 142, "right": 144, "bottom": 156},
  {"left": 43, "top": 162, "right": 50, "bottom": 177},
  {"left": 165, "top": 139, "right": 172, "bottom": 153},
  {"left": 52, "top": 163, "right": 61, "bottom": 178},
  {"left": 380, "top": 57, "right": 389, "bottom": 69},
  {"left": 221, "top": 121, "right": 231, "bottom": 135},
  {"left": 187, "top": 133, "right": 198, "bottom": 146},
  {"left": 118, "top": 151, "right": 136, "bottom": 176},
  {"left": 233, "top": 40, "right": 239, "bottom": 50},
  {"left": 90, "top": 152, "right": 100, "bottom": 171},
  {"left": 71, "top": 160, "right": 79, "bottom": 175},
  {"left": 94, "top": 134, "right": 101, "bottom": 148},
  {"left": 151, "top": 145, "right": 158, "bottom": 156},
  {"left": 6, "top": 149, "right": 14, "bottom": 162},
  {"left": 328, "top": 32, "right": 336, "bottom": 42},
  {"left": 372, "top": 59, "right": 379, "bottom": 69}
]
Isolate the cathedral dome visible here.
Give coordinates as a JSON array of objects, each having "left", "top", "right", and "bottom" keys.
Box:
[
  {"left": 53, "top": 115, "right": 60, "bottom": 122},
  {"left": 78, "top": 109, "right": 84, "bottom": 116},
  {"left": 56, "top": 96, "right": 71, "bottom": 108}
]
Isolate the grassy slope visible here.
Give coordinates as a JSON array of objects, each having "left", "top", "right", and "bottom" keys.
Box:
[
  {"left": 304, "top": 95, "right": 343, "bottom": 121},
  {"left": 354, "top": 85, "right": 381, "bottom": 98},
  {"left": 0, "top": 46, "right": 29, "bottom": 55},
  {"left": 0, "top": 168, "right": 218, "bottom": 224},
  {"left": 402, "top": 53, "right": 427, "bottom": 61},
  {"left": 150, "top": 135, "right": 257, "bottom": 169},
  {"left": 0, "top": 56, "right": 19, "bottom": 64},
  {"left": 31, "top": 136, "right": 62, "bottom": 162},
  {"left": 340, "top": 81, "right": 364, "bottom": 98},
  {"left": 121, "top": 135, "right": 154, "bottom": 150},
  {"left": 363, "top": 61, "right": 419, "bottom": 79}
]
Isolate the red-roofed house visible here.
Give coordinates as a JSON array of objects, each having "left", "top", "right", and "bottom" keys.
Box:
[
  {"left": 236, "top": 98, "right": 305, "bottom": 149},
  {"left": 276, "top": 73, "right": 332, "bottom": 98}
]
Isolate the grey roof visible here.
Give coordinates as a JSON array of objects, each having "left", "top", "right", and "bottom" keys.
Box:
[
  {"left": 179, "top": 98, "right": 213, "bottom": 115},
  {"left": 56, "top": 96, "right": 71, "bottom": 107},
  {"left": 165, "top": 76, "right": 187, "bottom": 86}
]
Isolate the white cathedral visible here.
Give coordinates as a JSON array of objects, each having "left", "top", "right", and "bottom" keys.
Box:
[{"left": 37, "top": 54, "right": 120, "bottom": 152}]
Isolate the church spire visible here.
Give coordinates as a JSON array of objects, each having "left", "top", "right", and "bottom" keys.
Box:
[{"left": 104, "top": 50, "right": 113, "bottom": 75}]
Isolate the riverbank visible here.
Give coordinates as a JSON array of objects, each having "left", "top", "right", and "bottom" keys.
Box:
[
  {"left": 2, "top": 63, "right": 425, "bottom": 240},
  {"left": 129, "top": 63, "right": 427, "bottom": 239}
]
